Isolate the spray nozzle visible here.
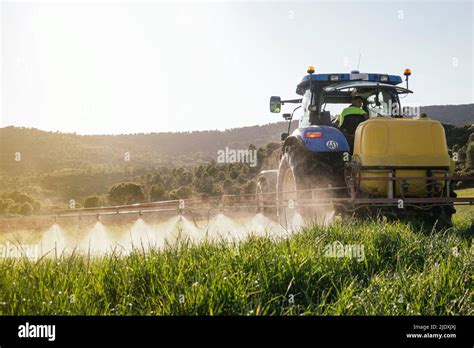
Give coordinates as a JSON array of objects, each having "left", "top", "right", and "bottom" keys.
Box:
[{"left": 178, "top": 200, "right": 185, "bottom": 215}]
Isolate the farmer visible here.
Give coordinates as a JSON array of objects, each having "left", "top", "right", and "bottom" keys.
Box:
[{"left": 337, "top": 95, "right": 368, "bottom": 128}]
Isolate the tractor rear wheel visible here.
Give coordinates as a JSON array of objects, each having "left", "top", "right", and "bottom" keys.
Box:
[{"left": 276, "top": 145, "right": 341, "bottom": 230}]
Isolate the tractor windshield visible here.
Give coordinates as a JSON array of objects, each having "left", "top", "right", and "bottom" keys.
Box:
[
  {"left": 318, "top": 81, "right": 412, "bottom": 125},
  {"left": 364, "top": 90, "right": 393, "bottom": 117}
]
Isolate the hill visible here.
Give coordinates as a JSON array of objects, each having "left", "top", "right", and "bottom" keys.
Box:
[
  {"left": 0, "top": 104, "right": 472, "bottom": 177},
  {"left": 0, "top": 121, "right": 294, "bottom": 175},
  {"left": 421, "top": 104, "right": 473, "bottom": 126}
]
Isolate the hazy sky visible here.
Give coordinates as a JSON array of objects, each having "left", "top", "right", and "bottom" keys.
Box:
[{"left": 1, "top": 1, "right": 473, "bottom": 134}]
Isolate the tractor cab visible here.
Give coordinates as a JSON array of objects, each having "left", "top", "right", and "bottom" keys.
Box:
[
  {"left": 270, "top": 67, "right": 414, "bottom": 151},
  {"left": 294, "top": 69, "right": 413, "bottom": 130},
  {"left": 270, "top": 68, "right": 413, "bottom": 128}
]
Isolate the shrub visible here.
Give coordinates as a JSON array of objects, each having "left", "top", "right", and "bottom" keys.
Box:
[
  {"left": 149, "top": 184, "right": 167, "bottom": 201},
  {"left": 108, "top": 182, "right": 145, "bottom": 205},
  {"left": 84, "top": 196, "right": 100, "bottom": 208},
  {"left": 19, "top": 202, "right": 33, "bottom": 216},
  {"left": 32, "top": 201, "right": 42, "bottom": 214}
]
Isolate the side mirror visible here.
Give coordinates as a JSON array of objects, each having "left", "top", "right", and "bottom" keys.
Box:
[
  {"left": 281, "top": 132, "right": 289, "bottom": 141},
  {"left": 270, "top": 96, "right": 282, "bottom": 113},
  {"left": 282, "top": 113, "right": 291, "bottom": 121}
]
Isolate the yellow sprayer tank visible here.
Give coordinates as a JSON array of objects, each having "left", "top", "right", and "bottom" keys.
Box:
[{"left": 353, "top": 117, "right": 454, "bottom": 198}]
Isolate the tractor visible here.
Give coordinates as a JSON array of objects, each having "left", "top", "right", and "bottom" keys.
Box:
[{"left": 256, "top": 66, "right": 460, "bottom": 230}]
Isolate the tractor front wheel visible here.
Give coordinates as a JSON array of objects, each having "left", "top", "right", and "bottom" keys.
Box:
[{"left": 421, "top": 207, "right": 454, "bottom": 232}]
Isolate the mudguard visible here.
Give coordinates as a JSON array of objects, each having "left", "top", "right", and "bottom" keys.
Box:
[{"left": 286, "top": 125, "right": 350, "bottom": 153}]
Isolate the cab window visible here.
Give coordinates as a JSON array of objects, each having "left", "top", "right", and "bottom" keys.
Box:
[{"left": 299, "top": 90, "right": 311, "bottom": 127}]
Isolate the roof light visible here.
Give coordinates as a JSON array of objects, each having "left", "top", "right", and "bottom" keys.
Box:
[
  {"left": 305, "top": 131, "right": 323, "bottom": 138},
  {"left": 380, "top": 75, "right": 389, "bottom": 82},
  {"left": 404, "top": 68, "right": 412, "bottom": 76},
  {"left": 330, "top": 75, "right": 339, "bottom": 81},
  {"left": 307, "top": 66, "right": 315, "bottom": 74}
]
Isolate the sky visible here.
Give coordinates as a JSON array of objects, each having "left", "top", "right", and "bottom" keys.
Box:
[{"left": 1, "top": 0, "right": 473, "bottom": 135}]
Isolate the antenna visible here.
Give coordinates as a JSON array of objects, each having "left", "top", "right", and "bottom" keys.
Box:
[{"left": 357, "top": 53, "right": 362, "bottom": 70}]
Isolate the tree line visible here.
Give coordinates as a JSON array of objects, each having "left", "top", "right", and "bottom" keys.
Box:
[
  {"left": 0, "top": 122, "right": 472, "bottom": 216},
  {"left": 0, "top": 143, "right": 280, "bottom": 215}
]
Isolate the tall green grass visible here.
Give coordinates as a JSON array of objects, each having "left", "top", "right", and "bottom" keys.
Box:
[{"left": 0, "top": 189, "right": 472, "bottom": 316}]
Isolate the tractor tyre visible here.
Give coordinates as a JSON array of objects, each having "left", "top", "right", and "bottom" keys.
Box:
[
  {"left": 434, "top": 208, "right": 454, "bottom": 231},
  {"left": 422, "top": 207, "right": 453, "bottom": 232},
  {"left": 256, "top": 177, "right": 276, "bottom": 216},
  {"left": 276, "top": 145, "right": 338, "bottom": 230},
  {"left": 429, "top": 188, "right": 456, "bottom": 231}
]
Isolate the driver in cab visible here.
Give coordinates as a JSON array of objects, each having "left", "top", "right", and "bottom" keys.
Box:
[{"left": 337, "top": 95, "right": 368, "bottom": 128}]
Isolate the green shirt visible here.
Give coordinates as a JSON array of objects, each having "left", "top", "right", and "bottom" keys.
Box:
[{"left": 338, "top": 106, "right": 367, "bottom": 127}]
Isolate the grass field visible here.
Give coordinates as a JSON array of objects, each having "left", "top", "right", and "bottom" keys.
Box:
[{"left": 0, "top": 190, "right": 472, "bottom": 316}]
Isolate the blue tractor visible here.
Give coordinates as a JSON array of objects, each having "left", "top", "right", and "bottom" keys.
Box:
[{"left": 256, "top": 66, "right": 417, "bottom": 229}]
